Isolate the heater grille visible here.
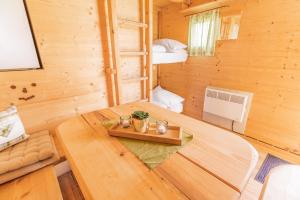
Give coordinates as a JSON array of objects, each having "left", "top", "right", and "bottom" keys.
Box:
[{"left": 204, "top": 88, "right": 248, "bottom": 122}]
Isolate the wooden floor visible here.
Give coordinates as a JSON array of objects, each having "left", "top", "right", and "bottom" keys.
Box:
[
  {"left": 58, "top": 171, "right": 84, "bottom": 200},
  {"left": 57, "top": 135, "right": 300, "bottom": 200}
]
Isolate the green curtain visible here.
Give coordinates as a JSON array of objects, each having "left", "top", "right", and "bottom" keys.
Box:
[{"left": 188, "top": 9, "right": 221, "bottom": 56}]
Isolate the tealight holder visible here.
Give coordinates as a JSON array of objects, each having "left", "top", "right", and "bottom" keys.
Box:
[
  {"left": 120, "top": 115, "right": 131, "bottom": 128},
  {"left": 156, "top": 120, "right": 168, "bottom": 134}
]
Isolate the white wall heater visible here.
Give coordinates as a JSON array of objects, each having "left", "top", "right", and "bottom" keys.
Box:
[{"left": 203, "top": 87, "right": 253, "bottom": 134}]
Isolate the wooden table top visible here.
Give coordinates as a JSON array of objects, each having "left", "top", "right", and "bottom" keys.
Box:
[{"left": 56, "top": 102, "right": 258, "bottom": 200}]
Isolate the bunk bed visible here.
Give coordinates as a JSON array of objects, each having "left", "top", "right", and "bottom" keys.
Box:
[
  {"left": 152, "top": 86, "right": 184, "bottom": 113},
  {"left": 152, "top": 39, "right": 188, "bottom": 64},
  {"left": 152, "top": 39, "right": 188, "bottom": 113},
  {"left": 153, "top": 45, "right": 188, "bottom": 64}
]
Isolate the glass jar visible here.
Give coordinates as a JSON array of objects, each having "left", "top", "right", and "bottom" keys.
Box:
[
  {"left": 156, "top": 120, "right": 168, "bottom": 134},
  {"left": 120, "top": 115, "right": 131, "bottom": 128}
]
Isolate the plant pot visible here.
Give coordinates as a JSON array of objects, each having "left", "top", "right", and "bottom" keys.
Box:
[{"left": 132, "top": 118, "right": 149, "bottom": 133}]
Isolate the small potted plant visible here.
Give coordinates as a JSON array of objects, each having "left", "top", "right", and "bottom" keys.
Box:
[{"left": 132, "top": 111, "right": 149, "bottom": 133}]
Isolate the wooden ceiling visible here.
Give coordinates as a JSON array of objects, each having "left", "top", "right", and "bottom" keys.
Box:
[{"left": 153, "top": 0, "right": 174, "bottom": 7}]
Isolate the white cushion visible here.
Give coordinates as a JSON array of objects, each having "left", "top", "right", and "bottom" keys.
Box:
[
  {"left": 153, "top": 86, "right": 184, "bottom": 107},
  {"left": 0, "top": 106, "right": 29, "bottom": 151},
  {"left": 154, "top": 39, "right": 187, "bottom": 52},
  {"left": 152, "top": 44, "right": 167, "bottom": 52}
]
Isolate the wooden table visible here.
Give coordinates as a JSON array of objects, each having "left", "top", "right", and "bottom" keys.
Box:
[{"left": 56, "top": 102, "right": 258, "bottom": 200}]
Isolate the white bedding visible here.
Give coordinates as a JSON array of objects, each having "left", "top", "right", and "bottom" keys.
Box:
[
  {"left": 152, "top": 51, "right": 188, "bottom": 65},
  {"left": 152, "top": 100, "right": 184, "bottom": 113},
  {"left": 152, "top": 86, "right": 184, "bottom": 113}
]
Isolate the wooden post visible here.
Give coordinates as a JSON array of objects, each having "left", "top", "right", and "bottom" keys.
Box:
[
  {"left": 106, "top": 0, "right": 122, "bottom": 105},
  {"left": 140, "top": 0, "right": 147, "bottom": 100},
  {"left": 145, "top": 0, "right": 153, "bottom": 101},
  {"left": 102, "top": 0, "right": 117, "bottom": 106}
]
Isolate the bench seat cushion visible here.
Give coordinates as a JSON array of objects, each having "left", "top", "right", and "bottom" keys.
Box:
[{"left": 0, "top": 130, "right": 59, "bottom": 184}]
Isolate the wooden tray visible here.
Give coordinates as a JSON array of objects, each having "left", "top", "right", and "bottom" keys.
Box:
[{"left": 108, "top": 123, "right": 182, "bottom": 145}]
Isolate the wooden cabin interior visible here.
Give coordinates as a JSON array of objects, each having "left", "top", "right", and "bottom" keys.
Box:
[{"left": 1, "top": 0, "right": 300, "bottom": 199}]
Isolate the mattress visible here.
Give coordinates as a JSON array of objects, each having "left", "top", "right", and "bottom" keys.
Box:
[{"left": 152, "top": 51, "right": 188, "bottom": 65}]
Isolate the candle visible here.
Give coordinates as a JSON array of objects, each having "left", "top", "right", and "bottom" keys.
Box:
[
  {"left": 158, "top": 125, "right": 167, "bottom": 134},
  {"left": 156, "top": 120, "right": 168, "bottom": 134},
  {"left": 122, "top": 120, "right": 130, "bottom": 128},
  {"left": 120, "top": 115, "right": 131, "bottom": 128}
]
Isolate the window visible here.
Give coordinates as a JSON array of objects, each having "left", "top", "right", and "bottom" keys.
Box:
[
  {"left": 220, "top": 15, "right": 241, "bottom": 40},
  {"left": 188, "top": 9, "right": 221, "bottom": 56},
  {"left": 0, "top": 0, "right": 42, "bottom": 71}
]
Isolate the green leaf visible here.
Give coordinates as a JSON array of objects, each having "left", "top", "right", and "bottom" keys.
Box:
[{"left": 132, "top": 111, "right": 149, "bottom": 120}]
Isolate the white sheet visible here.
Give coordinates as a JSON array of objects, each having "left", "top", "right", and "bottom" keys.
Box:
[
  {"left": 152, "top": 44, "right": 167, "bottom": 52},
  {"left": 152, "top": 51, "right": 188, "bottom": 65},
  {"left": 153, "top": 86, "right": 184, "bottom": 106},
  {"left": 152, "top": 100, "right": 184, "bottom": 113},
  {"left": 152, "top": 85, "right": 184, "bottom": 113}
]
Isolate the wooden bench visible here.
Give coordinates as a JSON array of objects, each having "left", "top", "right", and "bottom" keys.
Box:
[
  {"left": 0, "top": 130, "right": 64, "bottom": 200},
  {"left": 0, "top": 166, "right": 63, "bottom": 200}
]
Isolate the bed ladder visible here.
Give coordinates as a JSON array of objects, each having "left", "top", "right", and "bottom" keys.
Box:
[{"left": 105, "top": 0, "right": 153, "bottom": 106}]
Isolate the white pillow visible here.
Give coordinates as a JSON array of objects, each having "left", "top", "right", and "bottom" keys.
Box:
[
  {"left": 153, "top": 86, "right": 184, "bottom": 107},
  {"left": 171, "top": 49, "right": 188, "bottom": 54},
  {"left": 0, "top": 106, "right": 29, "bottom": 151},
  {"left": 154, "top": 39, "right": 187, "bottom": 52},
  {"left": 152, "top": 44, "right": 167, "bottom": 52}
]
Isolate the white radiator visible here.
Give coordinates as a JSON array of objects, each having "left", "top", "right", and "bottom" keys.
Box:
[{"left": 204, "top": 88, "right": 249, "bottom": 122}]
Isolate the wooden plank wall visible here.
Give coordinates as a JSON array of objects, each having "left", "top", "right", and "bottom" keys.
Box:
[
  {"left": 0, "top": 0, "right": 110, "bottom": 134},
  {"left": 153, "top": 5, "right": 161, "bottom": 40},
  {"left": 159, "top": 0, "right": 300, "bottom": 154}
]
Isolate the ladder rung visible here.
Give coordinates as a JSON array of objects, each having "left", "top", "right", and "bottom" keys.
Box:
[
  {"left": 122, "top": 76, "right": 148, "bottom": 83},
  {"left": 118, "top": 18, "right": 148, "bottom": 28},
  {"left": 120, "top": 51, "right": 148, "bottom": 56}
]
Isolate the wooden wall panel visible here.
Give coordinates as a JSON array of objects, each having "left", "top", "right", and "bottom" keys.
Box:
[
  {"left": 159, "top": 0, "right": 300, "bottom": 154},
  {"left": 117, "top": 0, "right": 140, "bottom": 21},
  {"left": 159, "top": 4, "right": 188, "bottom": 43},
  {"left": 0, "top": 0, "right": 109, "bottom": 133},
  {"left": 153, "top": 5, "right": 161, "bottom": 40},
  {"left": 120, "top": 57, "right": 141, "bottom": 79},
  {"left": 118, "top": 28, "right": 141, "bottom": 51}
]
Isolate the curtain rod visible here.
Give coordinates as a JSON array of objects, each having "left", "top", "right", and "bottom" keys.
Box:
[{"left": 184, "top": 5, "right": 229, "bottom": 17}]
